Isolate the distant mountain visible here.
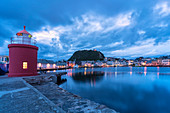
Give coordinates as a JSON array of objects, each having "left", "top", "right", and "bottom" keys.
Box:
[{"left": 68, "top": 50, "right": 105, "bottom": 61}]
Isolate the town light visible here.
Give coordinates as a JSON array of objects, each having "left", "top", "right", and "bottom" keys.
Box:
[
  {"left": 53, "top": 64, "right": 56, "bottom": 68},
  {"left": 38, "top": 63, "right": 41, "bottom": 67},
  {"left": 47, "top": 63, "right": 50, "bottom": 68}
]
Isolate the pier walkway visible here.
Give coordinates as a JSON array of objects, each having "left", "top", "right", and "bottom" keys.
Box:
[{"left": 0, "top": 73, "right": 117, "bottom": 113}]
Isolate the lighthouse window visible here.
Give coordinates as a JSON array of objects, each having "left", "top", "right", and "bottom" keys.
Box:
[{"left": 23, "top": 62, "right": 28, "bottom": 69}]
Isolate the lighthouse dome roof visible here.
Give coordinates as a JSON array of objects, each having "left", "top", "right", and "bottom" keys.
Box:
[{"left": 16, "top": 26, "right": 32, "bottom": 37}]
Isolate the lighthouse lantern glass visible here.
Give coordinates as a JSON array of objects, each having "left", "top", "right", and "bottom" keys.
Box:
[
  {"left": 11, "top": 26, "right": 36, "bottom": 45},
  {"left": 16, "top": 33, "right": 31, "bottom": 45}
]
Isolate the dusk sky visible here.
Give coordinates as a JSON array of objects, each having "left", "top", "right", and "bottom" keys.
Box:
[{"left": 0, "top": 0, "right": 170, "bottom": 60}]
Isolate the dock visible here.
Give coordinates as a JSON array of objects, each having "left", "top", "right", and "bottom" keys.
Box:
[{"left": 37, "top": 67, "right": 71, "bottom": 72}]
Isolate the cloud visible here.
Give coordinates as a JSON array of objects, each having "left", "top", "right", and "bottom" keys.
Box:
[
  {"left": 31, "top": 11, "right": 135, "bottom": 59},
  {"left": 70, "top": 11, "right": 134, "bottom": 35},
  {"left": 1, "top": 0, "right": 170, "bottom": 60},
  {"left": 43, "top": 53, "right": 56, "bottom": 58},
  {"left": 138, "top": 30, "right": 146, "bottom": 35},
  {"left": 101, "top": 12, "right": 134, "bottom": 33},
  {"left": 153, "top": 23, "right": 168, "bottom": 28},
  {"left": 114, "top": 12, "right": 132, "bottom": 27},
  {"left": 33, "top": 25, "right": 71, "bottom": 46},
  {"left": 154, "top": 1, "right": 170, "bottom": 17},
  {"left": 110, "top": 38, "right": 170, "bottom": 57},
  {"left": 0, "top": 40, "right": 10, "bottom": 55},
  {"left": 90, "top": 45, "right": 102, "bottom": 49},
  {"left": 107, "top": 41, "right": 124, "bottom": 48}
]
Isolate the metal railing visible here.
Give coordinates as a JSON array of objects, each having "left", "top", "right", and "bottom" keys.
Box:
[{"left": 11, "top": 37, "right": 37, "bottom": 45}]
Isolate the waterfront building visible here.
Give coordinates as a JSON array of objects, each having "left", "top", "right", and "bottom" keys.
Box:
[
  {"left": 80, "top": 61, "right": 95, "bottom": 67},
  {"left": 81, "top": 61, "right": 87, "bottom": 66},
  {"left": 157, "top": 58, "right": 163, "bottom": 65},
  {"left": 152, "top": 60, "right": 158, "bottom": 66},
  {"left": 67, "top": 61, "right": 75, "bottom": 67},
  {"left": 37, "top": 59, "right": 68, "bottom": 69},
  {"left": 95, "top": 61, "right": 103, "bottom": 66},
  {"left": 141, "top": 61, "right": 147, "bottom": 66},
  {"left": 0, "top": 55, "right": 9, "bottom": 64},
  {"left": 107, "top": 61, "right": 114, "bottom": 66},
  {"left": 37, "top": 59, "right": 56, "bottom": 69},
  {"left": 128, "top": 60, "right": 134, "bottom": 66},
  {"left": 133, "top": 60, "right": 140, "bottom": 66},
  {"left": 145, "top": 60, "right": 152, "bottom": 66},
  {"left": 8, "top": 26, "right": 38, "bottom": 77},
  {"left": 162, "top": 59, "right": 170, "bottom": 65},
  {"left": 57, "top": 62, "right": 67, "bottom": 68}
]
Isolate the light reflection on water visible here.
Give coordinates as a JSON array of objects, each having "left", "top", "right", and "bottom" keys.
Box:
[{"left": 60, "top": 67, "right": 170, "bottom": 113}]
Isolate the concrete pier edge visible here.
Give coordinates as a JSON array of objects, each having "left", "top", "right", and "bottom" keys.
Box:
[
  {"left": 21, "top": 78, "right": 66, "bottom": 113},
  {"left": 22, "top": 74, "right": 117, "bottom": 113}
]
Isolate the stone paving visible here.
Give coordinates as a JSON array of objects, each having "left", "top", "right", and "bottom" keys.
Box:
[
  {"left": 0, "top": 77, "right": 63, "bottom": 113},
  {"left": 0, "top": 74, "right": 117, "bottom": 113},
  {"left": 24, "top": 75, "right": 117, "bottom": 113}
]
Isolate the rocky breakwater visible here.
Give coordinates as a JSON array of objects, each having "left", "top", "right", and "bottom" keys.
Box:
[{"left": 23, "top": 73, "right": 117, "bottom": 113}]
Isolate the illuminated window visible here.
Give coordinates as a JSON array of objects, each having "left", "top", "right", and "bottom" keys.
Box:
[
  {"left": 53, "top": 64, "right": 56, "bottom": 68},
  {"left": 23, "top": 62, "right": 28, "bottom": 69},
  {"left": 38, "top": 63, "right": 42, "bottom": 67},
  {"left": 47, "top": 63, "right": 50, "bottom": 68}
]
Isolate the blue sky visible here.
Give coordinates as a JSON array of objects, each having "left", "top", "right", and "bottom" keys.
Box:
[{"left": 0, "top": 0, "right": 170, "bottom": 60}]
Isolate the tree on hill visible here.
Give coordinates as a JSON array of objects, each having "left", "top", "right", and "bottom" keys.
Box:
[{"left": 68, "top": 50, "right": 105, "bottom": 61}]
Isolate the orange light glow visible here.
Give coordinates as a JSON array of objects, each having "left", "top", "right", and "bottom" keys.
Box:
[
  {"left": 130, "top": 72, "right": 132, "bottom": 75},
  {"left": 47, "top": 63, "right": 50, "bottom": 68},
  {"left": 23, "top": 62, "right": 28, "bottom": 69},
  {"left": 38, "top": 63, "right": 41, "bottom": 67},
  {"left": 144, "top": 67, "right": 147, "bottom": 76},
  {"left": 53, "top": 64, "right": 56, "bottom": 68}
]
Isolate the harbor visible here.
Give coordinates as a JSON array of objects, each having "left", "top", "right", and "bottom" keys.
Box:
[{"left": 1, "top": 0, "right": 170, "bottom": 112}]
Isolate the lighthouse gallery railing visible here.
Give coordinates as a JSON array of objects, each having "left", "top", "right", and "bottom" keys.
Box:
[{"left": 11, "top": 37, "right": 37, "bottom": 45}]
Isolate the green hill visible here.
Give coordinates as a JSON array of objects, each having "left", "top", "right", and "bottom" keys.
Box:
[{"left": 68, "top": 50, "right": 105, "bottom": 61}]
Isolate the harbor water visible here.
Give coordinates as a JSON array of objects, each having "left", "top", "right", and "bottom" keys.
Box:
[{"left": 60, "top": 67, "right": 170, "bottom": 113}]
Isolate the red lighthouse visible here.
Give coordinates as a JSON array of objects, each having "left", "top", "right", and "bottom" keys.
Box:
[{"left": 8, "top": 26, "right": 38, "bottom": 77}]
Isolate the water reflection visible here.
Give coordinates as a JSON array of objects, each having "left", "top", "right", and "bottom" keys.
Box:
[
  {"left": 72, "top": 71, "right": 104, "bottom": 86},
  {"left": 60, "top": 67, "right": 170, "bottom": 113},
  {"left": 144, "top": 67, "right": 147, "bottom": 76}
]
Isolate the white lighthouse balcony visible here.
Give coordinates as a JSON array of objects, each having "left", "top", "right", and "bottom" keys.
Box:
[{"left": 11, "top": 37, "right": 37, "bottom": 45}]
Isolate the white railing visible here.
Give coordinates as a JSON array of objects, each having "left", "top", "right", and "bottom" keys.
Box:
[{"left": 11, "top": 37, "right": 36, "bottom": 45}]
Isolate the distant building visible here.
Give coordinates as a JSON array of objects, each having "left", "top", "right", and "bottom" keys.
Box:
[
  {"left": 120, "top": 61, "right": 127, "bottom": 66},
  {"left": 152, "top": 60, "right": 158, "bottom": 66},
  {"left": 95, "top": 61, "right": 103, "bottom": 66},
  {"left": 162, "top": 59, "right": 170, "bottom": 65},
  {"left": 107, "top": 61, "right": 114, "bottom": 66},
  {"left": 57, "top": 62, "right": 67, "bottom": 68},
  {"left": 157, "top": 58, "right": 163, "bottom": 65},
  {"left": 145, "top": 60, "right": 152, "bottom": 66},
  {"left": 128, "top": 60, "right": 134, "bottom": 66},
  {"left": 67, "top": 61, "right": 75, "bottom": 67},
  {"left": 0, "top": 55, "right": 9, "bottom": 63},
  {"left": 37, "top": 59, "right": 56, "bottom": 69},
  {"left": 0, "top": 55, "right": 9, "bottom": 73}
]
